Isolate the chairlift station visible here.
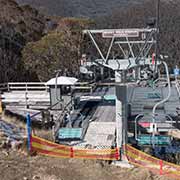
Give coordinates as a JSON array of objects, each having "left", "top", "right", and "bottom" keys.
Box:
[{"left": 2, "top": 27, "right": 180, "bottom": 160}]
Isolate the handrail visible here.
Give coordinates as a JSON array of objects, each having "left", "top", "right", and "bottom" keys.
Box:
[
  {"left": 8, "top": 82, "right": 48, "bottom": 91},
  {"left": 0, "top": 82, "right": 49, "bottom": 92},
  {"left": 152, "top": 61, "right": 171, "bottom": 147},
  {"left": 135, "top": 114, "right": 144, "bottom": 140},
  {"left": 8, "top": 82, "right": 46, "bottom": 85},
  {"left": 152, "top": 61, "right": 171, "bottom": 116},
  {"left": 9, "top": 87, "right": 48, "bottom": 89}
]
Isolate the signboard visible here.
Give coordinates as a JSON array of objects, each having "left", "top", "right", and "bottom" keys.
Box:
[
  {"left": 138, "top": 135, "right": 171, "bottom": 145},
  {"left": 102, "top": 30, "right": 139, "bottom": 38}
]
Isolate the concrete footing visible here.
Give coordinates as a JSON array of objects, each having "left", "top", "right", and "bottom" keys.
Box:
[
  {"left": 112, "top": 160, "right": 134, "bottom": 168},
  {"left": 112, "top": 154, "right": 134, "bottom": 168}
]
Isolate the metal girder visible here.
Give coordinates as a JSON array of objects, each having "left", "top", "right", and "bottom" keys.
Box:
[
  {"left": 84, "top": 58, "right": 161, "bottom": 71},
  {"left": 126, "top": 37, "right": 135, "bottom": 58},
  {"left": 87, "top": 30, "right": 115, "bottom": 64},
  {"left": 87, "top": 31, "right": 106, "bottom": 62},
  {"left": 84, "top": 28, "right": 157, "bottom": 69},
  {"left": 117, "top": 44, "right": 127, "bottom": 57},
  {"left": 115, "top": 40, "right": 156, "bottom": 44}
]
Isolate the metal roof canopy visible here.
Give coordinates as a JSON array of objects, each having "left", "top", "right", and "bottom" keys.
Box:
[
  {"left": 46, "top": 76, "right": 78, "bottom": 86},
  {"left": 83, "top": 28, "right": 157, "bottom": 70}
]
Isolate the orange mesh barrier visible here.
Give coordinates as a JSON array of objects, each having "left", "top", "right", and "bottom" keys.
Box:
[
  {"left": 31, "top": 135, "right": 120, "bottom": 160},
  {"left": 31, "top": 135, "right": 71, "bottom": 158},
  {"left": 126, "top": 145, "right": 180, "bottom": 180}
]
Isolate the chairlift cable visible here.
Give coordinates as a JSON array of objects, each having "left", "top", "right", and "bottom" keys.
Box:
[{"left": 154, "top": 0, "right": 160, "bottom": 77}]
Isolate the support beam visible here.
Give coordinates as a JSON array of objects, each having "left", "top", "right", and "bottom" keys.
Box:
[
  {"left": 115, "top": 72, "right": 127, "bottom": 154},
  {"left": 87, "top": 31, "right": 106, "bottom": 62}
]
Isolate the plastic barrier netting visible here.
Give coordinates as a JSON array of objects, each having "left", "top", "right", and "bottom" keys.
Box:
[
  {"left": 126, "top": 145, "right": 180, "bottom": 180},
  {"left": 31, "top": 135, "right": 120, "bottom": 160}
]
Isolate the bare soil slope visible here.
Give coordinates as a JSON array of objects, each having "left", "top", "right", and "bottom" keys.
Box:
[{"left": 0, "top": 150, "right": 171, "bottom": 180}]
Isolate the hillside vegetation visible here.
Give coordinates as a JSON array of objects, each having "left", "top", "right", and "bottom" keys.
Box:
[
  {"left": 22, "top": 18, "right": 93, "bottom": 81},
  {"left": 22, "top": 0, "right": 180, "bottom": 81},
  {"left": 0, "top": 0, "right": 49, "bottom": 82},
  {"left": 1, "top": 0, "right": 180, "bottom": 82},
  {"left": 16, "top": 0, "right": 145, "bottom": 17}
]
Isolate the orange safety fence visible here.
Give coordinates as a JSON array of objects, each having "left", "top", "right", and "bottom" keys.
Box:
[
  {"left": 31, "top": 135, "right": 120, "bottom": 161},
  {"left": 125, "top": 144, "right": 180, "bottom": 180}
]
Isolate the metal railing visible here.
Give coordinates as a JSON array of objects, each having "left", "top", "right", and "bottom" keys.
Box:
[
  {"left": 8, "top": 82, "right": 48, "bottom": 91},
  {"left": 1, "top": 82, "right": 96, "bottom": 93},
  {"left": 135, "top": 114, "right": 144, "bottom": 141},
  {"left": 0, "top": 82, "right": 49, "bottom": 92}
]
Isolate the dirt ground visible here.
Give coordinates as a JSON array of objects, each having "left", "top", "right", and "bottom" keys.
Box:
[
  {"left": 0, "top": 114, "right": 172, "bottom": 180},
  {"left": 0, "top": 149, "right": 171, "bottom": 180}
]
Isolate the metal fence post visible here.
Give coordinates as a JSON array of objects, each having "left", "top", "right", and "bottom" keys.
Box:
[
  {"left": 115, "top": 147, "right": 119, "bottom": 160},
  {"left": 70, "top": 147, "right": 74, "bottom": 158},
  {"left": 26, "top": 113, "right": 32, "bottom": 152}
]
